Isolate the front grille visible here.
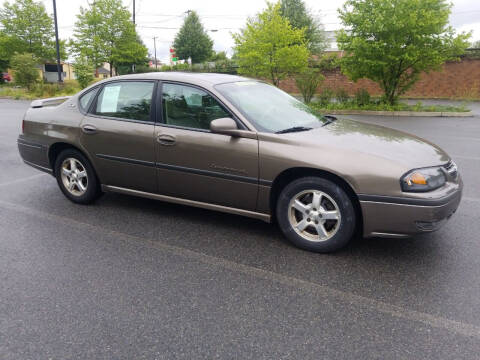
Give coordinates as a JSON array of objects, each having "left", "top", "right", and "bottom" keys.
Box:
[{"left": 443, "top": 160, "right": 458, "bottom": 179}]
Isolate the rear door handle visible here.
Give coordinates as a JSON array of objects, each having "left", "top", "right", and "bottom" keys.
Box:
[
  {"left": 157, "top": 134, "right": 176, "bottom": 146},
  {"left": 82, "top": 124, "right": 97, "bottom": 134}
]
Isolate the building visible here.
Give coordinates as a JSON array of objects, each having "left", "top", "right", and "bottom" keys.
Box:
[
  {"left": 96, "top": 67, "right": 110, "bottom": 79},
  {"left": 42, "top": 62, "right": 75, "bottom": 82}
]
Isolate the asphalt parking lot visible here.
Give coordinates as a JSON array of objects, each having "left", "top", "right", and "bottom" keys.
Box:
[{"left": 1, "top": 98, "right": 480, "bottom": 359}]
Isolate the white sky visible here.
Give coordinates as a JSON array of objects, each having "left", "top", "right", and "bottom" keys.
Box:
[{"left": 30, "top": 0, "right": 480, "bottom": 63}]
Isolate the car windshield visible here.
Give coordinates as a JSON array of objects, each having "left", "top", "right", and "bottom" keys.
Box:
[{"left": 215, "top": 81, "right": 327, "bottom": 133}]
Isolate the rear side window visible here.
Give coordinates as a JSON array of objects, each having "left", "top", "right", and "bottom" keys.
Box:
[
  {"left": 78, "top": 88, "right": 98, "bottom": 112},
  {"left": 94, "top": 81, "right": 155, "bottom": 122}
]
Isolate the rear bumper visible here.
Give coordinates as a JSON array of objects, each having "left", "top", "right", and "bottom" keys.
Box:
[
  {"left": 360, "top": 185, "right": 463, "bottom": 238},
  {"left": 17, "top": 136, "right": 52, "bottom": 174}
]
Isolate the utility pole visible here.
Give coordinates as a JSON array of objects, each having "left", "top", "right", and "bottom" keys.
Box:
[
  {"left": 131, "top": 0, "right": 136, "bottom": 73},
  {"left": 52, "top": 0, "right": 62, "bottom": 83},
  {"left": 132, "top": 0, "right": 135, "bottom": 24},
  {"left": 153, "top": 37, "right": 157, "bottom": 69}
]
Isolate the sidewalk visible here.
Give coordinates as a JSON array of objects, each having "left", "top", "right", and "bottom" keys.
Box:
[
  {"left": 405, "top": 99, "right": 480, "bottom": 116},
  {"left": 293, "top": 94, "right": 480, "bottom": 116}
]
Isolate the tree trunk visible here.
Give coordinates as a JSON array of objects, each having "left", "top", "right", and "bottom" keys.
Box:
[
  {"left": 272, "top": 74, "right": 279, "bottom": 87},
  {"left": 109, "top": 62, "right": 113, "bottom": 77},
  {"left": 382, "top": 82, "right": 397, "bottom": 105}
]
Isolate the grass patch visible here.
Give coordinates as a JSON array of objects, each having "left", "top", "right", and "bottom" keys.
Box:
[
  {"left": 0, "top": 80, "right": 81, "bottom": 100},
  {"left": 309, "top": 100, "right": 470, "bottom": 112}
]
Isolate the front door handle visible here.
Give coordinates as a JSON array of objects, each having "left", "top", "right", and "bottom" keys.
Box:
[
  {"left": 157, "top": 134, "right": 176, "bottom": 146},
  {"left": 82, "top": 124, "right": 97, "bottom": 134}
]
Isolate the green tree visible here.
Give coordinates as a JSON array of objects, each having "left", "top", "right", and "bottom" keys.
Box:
[
  {"left": 209, "top": 51, "right": 228, "bottom": 62},
  {"left": 112, "top": 32, "right": 148, "bottom": 71},
  {"left": 70, "top": 0, "right": 147, "bottom": 76},
  {"left": 279, "top": 0, "right": 327, "bottom": 54},
  {"left": 233, "top": 2, "right": 309, "bottom": 86},
  {"left": 11, "top": 52, "right": 39, "bottom": 90},
  {"left": 295, "top": 67, "right": 324, "bottom": 103},
  {"left": 173, "top": 11, "right": 213, "bottom": 64},
  {"left": 0, "top": 0, "right": 64, "bottom": 63},
  {"left": 337, "top": 0, "right": 471, "bottom": 105},
  {"left": 0, "top": 32, "right": 11, "bottom": 71},
  {"left": 73, "top": 56, "right": 94, "bottom": 89}
]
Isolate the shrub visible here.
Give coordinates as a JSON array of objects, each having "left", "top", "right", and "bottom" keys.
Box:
[
  {"left": 335, "top": 88, "right": 350, "bottom": 104},
  {"left": 295, "top": 68, "right": 324, "bottom": 104},
  {"left": 73, "top": 57, "right": 95, "bottom": 89},
  {"left": 354, "top": 88, "right": 370, "bottom": 106},
  {"left": 318, "top": 88, "right": 334, "bottom": 106},
  {"left": 11, "top": 53, "right": 40, "bottom": 91},
  {"left": 159, "top": 64, "right": 172, "bottom": 72},
  {"left": 159, "top": 63, "right": 191, "bottom": 72},
  {"left": 133, "top": 65, "right": 158, "bottom": 73},
  {"left": 172, "top": 63, "right": 190, "bottom": 71}
]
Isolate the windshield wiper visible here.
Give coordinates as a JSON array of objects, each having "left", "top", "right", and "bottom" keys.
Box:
[
  {"left": 275, "top": 126, "right": 313, "bottom": 134},
  {"left": 321, "top": 115, "right": 337, "bottom": 127}
]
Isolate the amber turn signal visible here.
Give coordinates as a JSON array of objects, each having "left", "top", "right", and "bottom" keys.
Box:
[{"left": 407, "top": 172, "right": 427, "bottom": 185}]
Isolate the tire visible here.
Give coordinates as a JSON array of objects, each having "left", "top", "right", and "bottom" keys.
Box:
[
  {"left": 54, "top": 148, "right": 101, "bottom": 204},
  {"left": 276, "top": 176, "right": 356, "bottom": 253}
]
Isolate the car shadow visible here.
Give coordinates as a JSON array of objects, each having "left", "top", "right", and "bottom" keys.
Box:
[{"left": 97, "top": 191, "right": 441, "bottom": 263}]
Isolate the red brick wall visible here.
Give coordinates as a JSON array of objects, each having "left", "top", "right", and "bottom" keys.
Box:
[{"left": 279, "top": 58, "right": 480, "bottom": 99}]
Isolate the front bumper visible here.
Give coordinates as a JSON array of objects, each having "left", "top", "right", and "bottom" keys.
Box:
[{"left": 360, "top": 182, "right": 463, "bottom": 238}]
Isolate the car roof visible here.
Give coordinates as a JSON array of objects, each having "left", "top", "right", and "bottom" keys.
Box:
[{"left": 108, "top": 72, "right": 254, "bottom": 87}]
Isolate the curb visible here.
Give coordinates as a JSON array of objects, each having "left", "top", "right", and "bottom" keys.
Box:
[{"left": 321, "top": 109, "right": 474, "bottom": 117}]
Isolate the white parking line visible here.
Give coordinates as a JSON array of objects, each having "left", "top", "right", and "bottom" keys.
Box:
[
  {"left": 0, "top": 173, "right": 48, "bottom": 187},
  {"left": 0, "top": 199, "right": 479, "bottom": 340}
]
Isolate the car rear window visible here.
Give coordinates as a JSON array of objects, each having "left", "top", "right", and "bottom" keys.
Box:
[{"left": 79, "top": 88, "right": 98, "bottom": 112}]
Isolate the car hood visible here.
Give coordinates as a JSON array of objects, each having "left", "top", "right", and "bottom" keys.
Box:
[{"left": 284, "top": 119, "right": 450, "bottom": 168}]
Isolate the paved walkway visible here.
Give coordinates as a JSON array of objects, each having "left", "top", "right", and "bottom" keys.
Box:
[{"left": 405, "top": 99, "right": 480, "bottom": 115}]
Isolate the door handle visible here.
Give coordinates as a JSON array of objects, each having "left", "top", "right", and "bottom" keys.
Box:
[
  {"left": 157, "top": 134, "right": 176, "bottom": 146},
  {"left": 82, "top": 124, "right": 97, "bottom": 134}
]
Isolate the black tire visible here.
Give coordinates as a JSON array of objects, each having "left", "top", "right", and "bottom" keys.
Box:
[
  {"left": 276, "top": 176, "right": 356, "bottom": 253},
  {"left": 54, "top": 148, "right": 101, "bottom": 204}
]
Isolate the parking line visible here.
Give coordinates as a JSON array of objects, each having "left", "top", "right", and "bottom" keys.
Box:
[
  {"left": 0, "top": 199, "right": 480, "bottom": 339},
  {"left": 0, "top": 173, "right": 48, "bottom": 187}
]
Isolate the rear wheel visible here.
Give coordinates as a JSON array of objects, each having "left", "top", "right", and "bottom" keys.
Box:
[
  {"left": 54, "top": 149, "right": 101, "bottom": 204},
  {"left": 276, "top": 177, "right": 356, "bottom": 253}
]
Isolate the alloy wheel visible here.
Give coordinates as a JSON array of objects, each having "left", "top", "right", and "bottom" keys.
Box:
[
  {"left": 60, "top": 158, "right": 88, "bottom": 196},
  {"left": 288, "top": 189, "right": 341, "bottom": 242}
]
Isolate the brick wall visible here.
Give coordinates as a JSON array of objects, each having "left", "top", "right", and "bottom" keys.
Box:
[{"left": 279, "top": 58, "right": 480, "bottom": 99}]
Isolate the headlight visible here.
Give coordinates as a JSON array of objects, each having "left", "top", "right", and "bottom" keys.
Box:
[{"left": 401, "top": 166, "right": 446, "bottom": 192}]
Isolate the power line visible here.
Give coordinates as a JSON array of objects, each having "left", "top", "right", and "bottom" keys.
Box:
[{"left": 137, "top": 25, "right": 239, "bottom": 30}]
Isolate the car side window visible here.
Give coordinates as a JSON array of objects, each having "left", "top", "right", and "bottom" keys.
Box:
[
  {"left": 79, "top": 88, "right": 98, "bottom": 112},
  {"left": 94, "top": 81, "right": 154, "bottom": 122},
  {"left": 162, "top": 83, "right": 230, "bottom": 130}
]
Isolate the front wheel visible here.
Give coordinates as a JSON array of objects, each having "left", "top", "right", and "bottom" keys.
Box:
[
  {"left": 54, "top": 149, "right": 101, "bottom": 204},
  {"left": 276, "top": 177, "right": 356, "bottom": 253}
]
